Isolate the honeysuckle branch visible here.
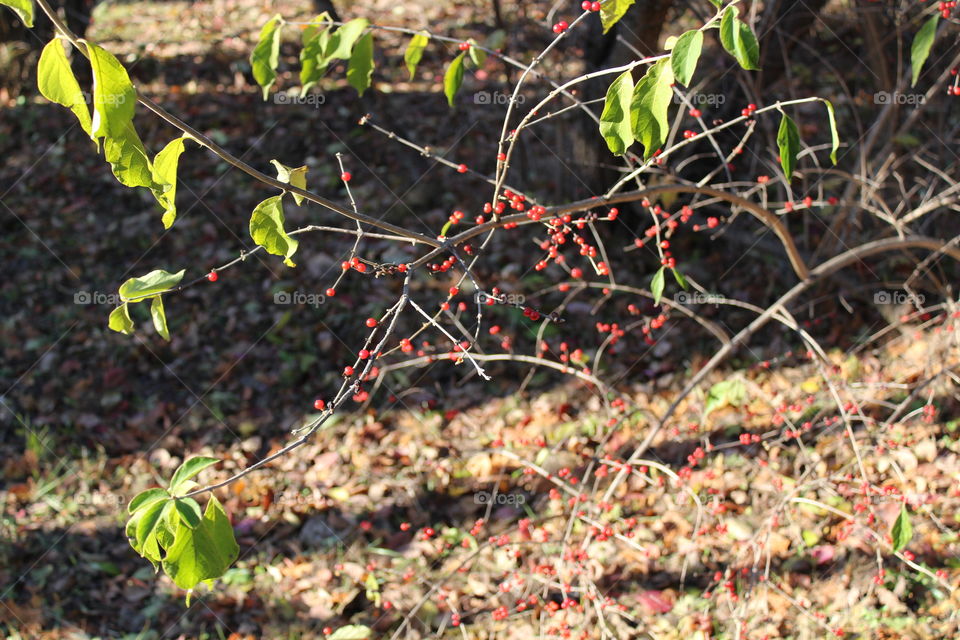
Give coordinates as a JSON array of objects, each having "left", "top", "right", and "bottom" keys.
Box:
[{"left": 35, "top": 0, "right": 441, "bottom": 250}]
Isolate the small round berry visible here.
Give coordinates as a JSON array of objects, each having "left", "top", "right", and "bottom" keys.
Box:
[
  {"left": 581, "top": 0, "right": 591, "bottom": 9},
  {"left": 206, "top": 271, "right": 218, "bottom": 282},
  {"left": 343, "top": 366, "right": 354, "bottom": 376},
  {"left": 400, "top": 522, "right": 411, "bottom": 531},
  {"left": 683, "top": 129, "right": 696, "bottom": 139},
  {"left": 358, "top": 349, "right": 370, "bottom": 359},
  {"left": 355, "top": 263, "right": 367, "bottom": 273},
  {"left": 449, "top": 286, "right": 460, "bottom": 296},
  {"left": 591, "top": 1, "right": 601, "bottom": 10},
  {"left": 340, "top": 171, "right": 352, "bottom": 182},
  {"left": 457, "top": 163, "right": 468, "bottom": 173},
  {"left": 314, "top": 398, "right": 326, "bottom": 410},
  {"left": 325, "top": 288, "right": 336, "bottom": 297},
  {"left": 689, "top": 107, "right": 702, "bottom": 118},
  {"left": 365, "top": 317, "right": 377, "bottom": 328},
  {"left": 458, "top": 42, "right": 470, "bottom": 51},
  {"left": 323, "top": 628, "right": 332, "bottom": 636}
]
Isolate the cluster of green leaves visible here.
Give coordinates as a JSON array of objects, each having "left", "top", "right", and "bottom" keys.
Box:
[
  {"left": 36, "top": 37, "right": 191, "bottom": 228},
  {"left": 126, "top": 457, "right": 239, "bottom": 599},
  {"left": 250, "top": 13, "right": 505, "bottom": 108},
  {"left": 108, "top": 269, "right": 185, "bottom": 340}
]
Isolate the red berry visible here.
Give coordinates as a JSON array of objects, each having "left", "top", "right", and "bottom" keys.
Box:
[
  {"left": 581, "top": 0, "right": 591, "bottom": 9},
  {"left": 366, "top": 317, "right": 377, "bottom": 328},
  {"left": 689, "top": 107, "right": 702, "bottom": 118},
  {"left": 343, "top": 366, "right": 354, "bottom": 376},
  {"left": 707, "top": 216, "right": 719, "bottom": 228},
  {"left": 457, "top": 163, "right": 468, "bottom": 173},
  {"left": 206, "top": 271, "right": 218, "bottom": 282},
  {"left": 591, "top": 1, "right": 601, "bottom": 9},
  {"left": 400, "top": 522, "right": 411, "bottom": 531},
  {"left": 326, "top": 288, "right": 336, "bottom": 297},
  {"left": 314, "top": 399, "right": 326, "bottom": 410},
  {"left": 359, "top": 349, "right": 370, "bottom": 359},
  {"left": 340, "top": 171, "right": 352, "bottom": 182},
  {"left": 449, "top": 286, "right": 460, "bottom": 296},
  {"left": 323, "top": 628, "right": 332, "bottom": 636},
  {"left": 683, "top": 129, "right": 696, "bottom": 139},
  {"left": 458, "top": 42, "right": 470, "bottom": 51}
]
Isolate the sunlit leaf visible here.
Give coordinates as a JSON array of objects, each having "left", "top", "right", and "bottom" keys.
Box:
[
  {"left": 151, "top": 136, "right": 188, "bottom": 228},
  {"left": 671, "top": 30, "right": 703, "bottom": 87},
  {"left": 109, "top": 303, "right": 135, "bottom": 335},
  {"left": 150, "top": 296, "right": 170, "bottom": 340},
  {"left": 251, "top": 14, "right": 283, "bottom": 99},
  {"left": 0, "top": 0, "right": 33, "bottom": 27},
  {"left": 600, "top": 0, "right": 635, "bottom": 34},
  {"left": 777, "top": 111, "right": 801, "bottom": 182},
  {"left": 270, "top": 159, "right": 309, "bottom": 205},
  {"left": 37, "top": 38, "right": 93, "bottom": 138},
  {"left": 169, "top": 456, "right": 220, "bottom": 495},
  {"left": 249, "top": 195, "right": 298, "bottom": 267},
  {"left": 404, "top": 32, "right": 429, "bottom": 80},
  {"left": 631, "top": 59, "right": 674, "bottom": 158},
  {"left": 823, "top": 99, "right": 840, "bottom": 165},
  {"left": 651, "top": 266, "right": 666, "bottom": 305},
  {"left": 86, "top": 40, "right": 137, "bottom": 138},
  {"left": 599, "top": 70, "right": 634, "bottom": 155},
  {"left": 161, "top": 496, "right": 239, "bottom": 590},
  {"left": 719, "top": 6, "right": 760, "bottom": 71},
  {"left": 892, "top": 505, "right": 913, "bottom": 552},
  {"left": 910, "top": 14, "right": 939, "bottom": 87},
  {"left": 119, "top": 269, "right": 185, "bottom": 303},
  {"left": 443, "top": 51, "right": 466, "bottom": 108},
  {"left": 346, "top": 32, "right": 374, "bottom": 97}
]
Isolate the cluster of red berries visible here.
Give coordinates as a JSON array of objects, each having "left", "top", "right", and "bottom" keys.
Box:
[
  {"left": 341, "top": 256, "right": 367, "bottom": 273},
  {"left": 688, "top": 106, "right": 702, "bottom": 118},
  {"left": 580, "top": 0, "right": 602, "bottom": 10},
  {"left": 740, "top": 102, "right": 758, "bottom": 118},
  {"left": 552, "top": 21, "right": 569, "bottom": 33},
  {"left": 457, "top": 41, "right": 470, "bottom": 51},
  {"left": 938, "top": 1, "right": 955, "bottom": 18}
]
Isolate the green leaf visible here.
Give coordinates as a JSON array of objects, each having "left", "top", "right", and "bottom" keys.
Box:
[
  {"left": 270, "top": 159, "right": 309, "bottom": 205},
  {"left": 326, "top": 18, "right": 369, "bottom": 60},
  {"left": 128, "top": 488, "right": 170, "bottom": 514},
  {"left": 250, "top": 195, "right": 298, "bottom": 267},
  {"left": 777, "top": 111, "right": 801, "bottom": 182},
  {"left": 108, "top": 303, "right": 135, "bottom": 335},
  {"left": 119, "top": 269, "right": 186, "bottom": 302},
  {"left": 150, "top": 296, "right": 170, "bottom": 340},
  {"left": 174, "top": 498, "right": 203, "bottom": 529},
  {"left": 443, "top": 51, "right": 466, "bottom": 108},
  {"left": 404, "top": 32, "right": 430, "bottom": 80},
  {"left": 891, "top": 505, "right": 913, "bottom": 552},
  {"left": 169, "top": 456, "right": 220, "bottom": 495},
  {"left": 251, "top": 14, "right": 283, "bottom": 100},
  {"left": 0, "top": 0, "right": 32, "bottom": 26},
  {"left": 630, "top": 59, "right": 674, "bottom": 158},
  {"left": 719, "top": 6, "right": 760, "bottom": 71},
  {"left": 600, "top": 0, "right": 635, "bottom": 34},
  {"left": 911, "top": 14, "right": 939, "bottom": 87},
  {"left": 151, "top": 136, "right": 188, "bottom": 228},
  {"left": 346, "top": 32, "right": 375, "bottom": 97},
  {"left": 704, "top": 378, "right": 746, "bottom": 417},
  {"left": 671, "top": 30, "right": 703, "bottom": 87},
  {"left": 651, "top": 266, "right": 666, "bottom": 305},
  {"left": 37, "top": 38, "right": 93, "bottom": 138},
  {"left": 86, "top": 40, "right": 137, "bottom": 139},
  {"left": 467, "top": 39, "right": 487, "bottom": 68},
  {"left": 161, "top": 496, "right": 240, "bottom": 590},
  {"left": 821, "top": 99, "right": 840, "bottom": 165},
  {"left": 672, "top": 268, "right": 688, "bottom": 290},
  {"left": 103, "top": 122, "right": 154, "bottom": 188},
  {"left": 599, "top": 70, "right": 634, "bottom": 155},
  {"left": 328, "top": 626, "right": 373, "bottom": 640},
  {"left": 135, "top": 499, "right": 168, "bottom": 552},
  {"left": 299, "top": 17, "right": 332, "bottom": 95}
]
